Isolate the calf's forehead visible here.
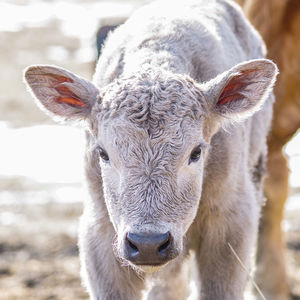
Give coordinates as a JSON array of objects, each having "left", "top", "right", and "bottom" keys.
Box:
[
  {"left": 97, "top": 77, "right": 206, "bottom": 133},
  {"left": 94, "top": 70, "right": 206, "bottom": 123},
  {"left": 97, "top": 108, "right": 205, "bottom": 150}
]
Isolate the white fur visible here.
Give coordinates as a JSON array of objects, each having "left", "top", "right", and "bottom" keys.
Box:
[{"left": 24, "top": 0, "right": 278, "bottom": 299}]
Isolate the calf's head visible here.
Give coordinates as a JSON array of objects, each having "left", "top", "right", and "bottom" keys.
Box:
[{"left": 24, "top": 60, "right": 277, "bottom": 272}]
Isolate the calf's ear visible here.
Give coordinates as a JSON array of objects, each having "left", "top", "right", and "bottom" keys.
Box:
[
  {"left": 202, "top": 59, "right": 278, "bottom": 121},
  {"left": 24, "top": 65, "right": 99, "bottom": 121}
]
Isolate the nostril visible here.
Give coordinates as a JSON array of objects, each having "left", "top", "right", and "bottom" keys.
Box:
[
  {"left": 158, "top": 237, "right": 170, "bottom": 253},
  {"left": 128, "top": 239, "right": 139, "bottom": 252},
  {"left": 126, "top": 234, "right": 139, "bottom": 256}
]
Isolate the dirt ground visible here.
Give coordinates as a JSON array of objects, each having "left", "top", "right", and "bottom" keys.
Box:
[
  {"left": 0, "top": 0, "right": 299, "bottom": 299},
  {"left": 0, "top": 201, "right": 87, "bottom": 300}
]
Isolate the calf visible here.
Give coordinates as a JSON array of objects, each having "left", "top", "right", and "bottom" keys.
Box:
[{"left": 24, "top": 0, "right": 278, "bottom": 299}]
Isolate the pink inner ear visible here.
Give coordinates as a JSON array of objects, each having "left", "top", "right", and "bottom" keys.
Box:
[
  {"left": 217, "top": 69, "right": 258, "bottom": 105},
  {"left": 218, "top": 92, "right": 243, "bottom": 104},
  {"left": 217, "top": 81, "right": 243, "bottom": 105},
  {"left": 48, "top": 74, "right": 74, "bottom": 84},
  {"left": 54, "top": 84, "right": 85, "bottom": 107},
  {"left": 58, "top": 97, "right": 85, "bottom": 107}
]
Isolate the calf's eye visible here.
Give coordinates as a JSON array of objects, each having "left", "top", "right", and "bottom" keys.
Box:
[
  {"left": 189, "top": 146, "right": 201, "bottom": 164},
  {"left": 98, "top": 147, "right": 109, "bottom": 162}
]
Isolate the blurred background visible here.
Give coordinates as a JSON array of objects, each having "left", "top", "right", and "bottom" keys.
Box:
[{"left": 0, "top": 0, "right": 299, "bottom": 299}]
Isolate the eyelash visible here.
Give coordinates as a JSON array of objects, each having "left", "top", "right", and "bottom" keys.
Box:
[
  {"left": 97, "top": 147, "right": 109, "bottom": 162},
  {"left": 189, "top": 146, "right": 202, "bottom": 164}
]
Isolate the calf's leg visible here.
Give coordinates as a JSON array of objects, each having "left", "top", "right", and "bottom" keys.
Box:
[{"left": 195, "top": 194, "right": 259, "bottom": 300}]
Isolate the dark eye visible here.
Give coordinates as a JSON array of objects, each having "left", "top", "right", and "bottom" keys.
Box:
[
  {"left": 97, "top": 147, "right": 109, "bottom": 162},
  {"left": 189, "top": 146, "right": 201, "bottom": 164}
]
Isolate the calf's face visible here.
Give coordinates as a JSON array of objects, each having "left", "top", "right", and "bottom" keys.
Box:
[
  {"left": 24, "top": 60, "right": 277, "bottom": 272},
  {"left": 95, "top": 76, "right": 209, "bottom": 269}
]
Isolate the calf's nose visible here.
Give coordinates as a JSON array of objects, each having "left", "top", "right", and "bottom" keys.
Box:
[{"left": 124, "top": 231, "right": 174, "bottom": 265}]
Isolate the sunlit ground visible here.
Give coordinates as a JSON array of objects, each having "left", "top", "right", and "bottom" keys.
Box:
[{"left": 0, "top": 0, "right": 299, "bottom": 299}]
